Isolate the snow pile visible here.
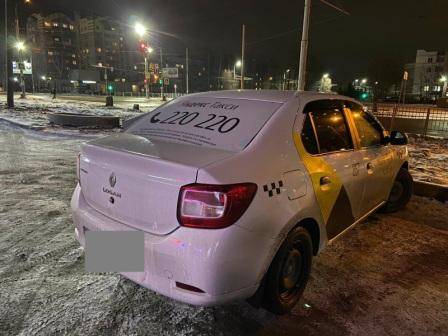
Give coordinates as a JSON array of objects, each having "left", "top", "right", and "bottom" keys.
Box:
[{"left": 408, "top": 135, "right": 448, "bottom": 186}]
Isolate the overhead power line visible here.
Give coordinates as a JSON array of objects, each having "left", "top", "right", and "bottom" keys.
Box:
[{"left": 319, "top": 0, "right": 350, "bottom": 16}]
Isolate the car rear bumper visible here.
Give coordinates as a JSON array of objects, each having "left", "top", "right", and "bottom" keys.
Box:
[{"left": 71, "top": 184, "right": 275, "bottom": 306}]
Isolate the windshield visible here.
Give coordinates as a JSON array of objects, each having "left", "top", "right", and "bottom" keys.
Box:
[{"left": 126, "top": 97, "right": 282, "bottom": 152}]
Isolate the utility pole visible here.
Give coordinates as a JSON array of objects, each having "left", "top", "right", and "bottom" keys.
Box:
[
  {"left": 297, "top": 0, "right": 350, "bottom": 91},
  {"left": 185, "top": 47, "right": 189, "bottom": 94},
  {"left": 15, "top": 2, "right": 25, "bottom": 98},
  {"left": 160, "top": 47, "right": 163, "bottom": 98},
  {"left": 5, "top": 0, "right": 14, "bottom": 107},
  {"left": 298, "top": 0, "right": 311, "bottom": 91},
  {"left": 144, "top": 51, "right": 148, "bottom": 98},
  {"left": 240, "top": 24, "right": 245, "bottom": 89}
]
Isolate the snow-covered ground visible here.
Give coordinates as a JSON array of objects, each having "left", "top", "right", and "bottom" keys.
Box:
[
  {"left": 408, "top": 135, "right": 448, "bottom": 186},
  {"left": 0, "top": 94, "right": 165, "bottom": 134},
  {"left": 0, "top": 128, "right": 447, "bottom": 335}
]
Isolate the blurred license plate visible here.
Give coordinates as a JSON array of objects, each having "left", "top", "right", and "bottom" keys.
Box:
[{"left": 85, "top": 231, "right": 144, "bottom": 272}]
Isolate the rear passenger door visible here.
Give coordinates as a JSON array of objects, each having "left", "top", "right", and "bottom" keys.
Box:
[
  {"left": 344, "top": 101, "right": 395, "bottom": 215},
  {"left": 296, "top": 99, "right": 364, "bottom": 240}
]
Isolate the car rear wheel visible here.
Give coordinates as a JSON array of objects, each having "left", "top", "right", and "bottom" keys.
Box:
[
  {"left": 263, "top": 226, "right": 312, "bottom": 315},
  {"left": 382, "top": 167, "right": 413, "bottom": 213}
]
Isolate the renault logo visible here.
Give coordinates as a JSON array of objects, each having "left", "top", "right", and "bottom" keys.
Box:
[{"left": 109, "top": 172, "right": 117, "bottom": 188}]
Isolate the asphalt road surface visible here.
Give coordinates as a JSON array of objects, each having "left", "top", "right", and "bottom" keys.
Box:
[{"left": 0, "top": 127, "right": 447, "bottom": 336}]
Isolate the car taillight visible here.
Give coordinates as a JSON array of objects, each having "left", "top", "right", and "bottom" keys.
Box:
[
  {"left": 76, "top": 153, "right": 81, "bottom": 184},
  {"left": 177, "top": 183, "right": 257, "bottom": 229}
]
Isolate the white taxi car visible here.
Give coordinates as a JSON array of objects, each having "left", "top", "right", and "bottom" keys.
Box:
[{"left": 71, "top": 90, "right": 412, "bottom": 314}]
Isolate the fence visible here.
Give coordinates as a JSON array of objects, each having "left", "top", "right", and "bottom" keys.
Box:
[
  {"left": 366, "top": 103, "right": 448, "bottom": 138},
  {"left": 115, "top": 92, "right": 185, "bottom": 99}
]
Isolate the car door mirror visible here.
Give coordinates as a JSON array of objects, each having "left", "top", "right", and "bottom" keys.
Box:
[
  {"left": 390, "top": 130, "right": 408, "bottom": 145},
  {"left": 380, "top": 130, "right": 390, "bottom": 145}
]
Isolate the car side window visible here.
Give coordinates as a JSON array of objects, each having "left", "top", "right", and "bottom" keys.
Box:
[
  {"left": 303, "top": 100, "right": 353, "bottom": 154},
  {"left": 300, "top": 114, "right": 319, "bottom": 155},
  {"left": 346, "top": 102, "right": 383, "bottom": 148}
]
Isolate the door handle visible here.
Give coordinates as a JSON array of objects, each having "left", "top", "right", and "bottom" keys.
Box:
[{"left": 320, "top": 176, "right": 331, "bottom": 186}]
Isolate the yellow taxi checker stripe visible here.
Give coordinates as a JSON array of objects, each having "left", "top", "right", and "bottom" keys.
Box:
[{"left": 293, "top": 132, "right": 342, "bottom": 224}]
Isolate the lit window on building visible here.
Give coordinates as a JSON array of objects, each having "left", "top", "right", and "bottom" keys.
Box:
[
  {"left": 434, "top": 85, "right": 441, "bottom": 92},
  {"left": 423, "top": 85, "right": 430, "bottom": 92},
  {"left": 97, "top": 48, "right": 102, "bottom": 53},
  {"left": 72, "top": 54, "right": 76, "bottom": 58},
  {"left": 48, "top": 51, "right": 54, "bottom": 55},
  {"left": 63, "top": 23, "right": 68, "bottom": 28},
  {"left": 53, "top": 22, "right": 59, "bottom": 27},
  {"left": 69, "top": 25, "right": 74, "bottom": 30},
  {"left": 73, "top": 60, "right": 77, "bottom": 65},
  {"left": 44, "top": 21, "right": 51, "bottom": 27}
]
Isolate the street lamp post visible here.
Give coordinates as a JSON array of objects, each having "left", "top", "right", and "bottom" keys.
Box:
[
  {"left": 440, "top": 75, "right": 447, "bottom": 97},
  {"left": 233, "top": 60, "right": 241, "bottom": 89},
  {"left": 135, "top": 22, "right": 151, "bottom": 99},
  {"left": 15, "top": 41, "right": 26, "bottom": 98},
  {"left": 283, "top": 69, "right": 290, "bottom": 90}
]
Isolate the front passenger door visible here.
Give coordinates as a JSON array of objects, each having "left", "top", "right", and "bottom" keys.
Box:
[{"left": 345, "top": 101, "right": 395, "bottom": 215}]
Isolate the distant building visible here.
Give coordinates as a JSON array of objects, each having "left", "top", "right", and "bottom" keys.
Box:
[
  {"left": 407, "top": 50, "right": 448, "bottom": 101},
  {"left": 26, "top": 13, "right": 78, "bottom": 91}
]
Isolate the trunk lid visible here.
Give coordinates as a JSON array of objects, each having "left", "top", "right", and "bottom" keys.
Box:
[{"left": 79, "top": 133, "right": 233, "bottom": 235}]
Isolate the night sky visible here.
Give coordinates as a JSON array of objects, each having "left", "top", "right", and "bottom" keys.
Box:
[{"left": 7, "top": 0, "right": 448, "bottom": 85}]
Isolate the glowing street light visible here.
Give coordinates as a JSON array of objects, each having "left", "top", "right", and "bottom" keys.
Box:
[
  {"left": 15, "top": 41, "right": 25, "bottom": 51},
  {"left": 41, "top": 75, "right": 46, "bottom": 80},
  {"left": 233, "top": 60, "right": 242, "bottom": 83},
  {"left": 322, "top": 73, "right": 329, "bottom": 79},
  {"left": 439, "top": 75, "right": 447, "bottom": 83},
  {"left": 361, "top": 78, "right": 367, "bottom": 84},
  {"left": 134, "top": 22, "right": 146, "bottom": 37},
  {"left": 283, "top": 69, "right": 291, "bottom": 90}
]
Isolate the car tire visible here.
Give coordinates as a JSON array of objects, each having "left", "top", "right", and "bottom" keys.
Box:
[
  {"left": 382, "top": 167, "right": 413, "bottom": 213},
  {"left": 263, "top": 226, "right": 313, "bottom": 315}
]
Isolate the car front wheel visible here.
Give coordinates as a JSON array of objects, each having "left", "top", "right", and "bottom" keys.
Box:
[
  {"left": 382, "top": 167, "right": 413, "bottom": 213},
  {"left": 263, "top": 226, "right": 313, "bottom": 315}
]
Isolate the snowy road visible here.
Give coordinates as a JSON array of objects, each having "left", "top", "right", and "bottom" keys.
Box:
[{"left": 0, "top": 128, "right": 447, "bottom": 336}]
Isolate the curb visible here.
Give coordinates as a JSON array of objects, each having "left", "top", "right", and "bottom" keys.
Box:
[
  {"left": 0, "top": 117, "right": 100, "bottom": 140},
  {"left": 48, "top": 113, "right": 121, "bottom": 128},
  {"left": 0, "top": 116, "right": 45, "bottom": 130},
  {"left": 414, "top": 181, "right": 448, "bottom": 202}
]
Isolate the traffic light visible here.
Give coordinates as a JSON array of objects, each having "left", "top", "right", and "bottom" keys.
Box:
[
  {"left": 138, "top": 41, "right": 147, "bottom": 53},
  {"left": 107, "top": 84, "right": 113, "bottom": 92},
  {"left": 360, "top": 92, "right": 369, "bottom": 100}
]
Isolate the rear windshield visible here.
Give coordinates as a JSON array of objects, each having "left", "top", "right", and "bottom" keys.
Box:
[{"left": 126, "top": 97, "right": 282, "bottom": 152}]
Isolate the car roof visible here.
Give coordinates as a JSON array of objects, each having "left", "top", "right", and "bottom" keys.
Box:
[{"left": 177, "top": 90, "right": 357, "bottom": 105}]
